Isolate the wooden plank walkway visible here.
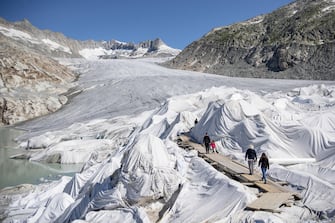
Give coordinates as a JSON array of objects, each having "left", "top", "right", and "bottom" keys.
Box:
[
  {"left": 246, "top": 192, "right": 294, "bottom": 212},
  {"left": 177, "top": 134, "right": 300, "bottom": 213}
]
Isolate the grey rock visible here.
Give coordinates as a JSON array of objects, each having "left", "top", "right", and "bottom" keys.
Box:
[{"left": 0, "top": 34, "right": 76, "bottom": 125}]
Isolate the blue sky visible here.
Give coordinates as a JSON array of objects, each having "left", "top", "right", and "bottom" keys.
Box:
[{"left": 0, "top": 0, "right": 293, "bottom": 49}]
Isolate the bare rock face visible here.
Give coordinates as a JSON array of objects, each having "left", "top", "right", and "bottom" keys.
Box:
[
  {"left": 0, "top": 35, "right": 76, "bottom": 125},
  {"left": 164, "top": 0, "right": 335, "bottom": 80}
]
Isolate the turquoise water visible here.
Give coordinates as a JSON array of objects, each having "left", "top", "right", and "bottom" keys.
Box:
[{"left": 0, "top": 127, "right": 82, "bottom": 189}]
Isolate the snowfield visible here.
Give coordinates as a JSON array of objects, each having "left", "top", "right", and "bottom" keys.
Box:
[{"left": 1, "top": 58, "right": 335, "bottom": 223}]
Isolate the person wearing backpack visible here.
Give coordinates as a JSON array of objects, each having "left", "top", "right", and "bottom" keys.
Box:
[
  {"left": 245, "top": 144, "right": 257, "bottom": 175},
  {"left": 258, "top": 153, "right": 270, "bottom": 184}
]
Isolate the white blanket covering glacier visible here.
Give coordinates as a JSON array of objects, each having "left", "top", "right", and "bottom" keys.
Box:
[{"left": 1, "top": 58, "right": 335, "bottom": 223}]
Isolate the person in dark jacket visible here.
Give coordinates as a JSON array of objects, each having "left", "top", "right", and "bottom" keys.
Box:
[
  {"left": 203, "top": 132, "right": 211, "bottom": 154},
  {"left": 194, "top": 118, "right": 198, "bottom": 125},
  {"left": 245, "top": 144, "right": 257, "bottom": 175},
  {"left": 258, "top": 153, "right": 270, "bottom": 184}
]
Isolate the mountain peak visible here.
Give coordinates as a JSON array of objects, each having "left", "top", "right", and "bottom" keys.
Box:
[{"left": 14, "top": 18, "right": 34, "bottom": 30}]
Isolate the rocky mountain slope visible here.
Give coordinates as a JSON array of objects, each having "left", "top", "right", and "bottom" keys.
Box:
[
  {"left": 164, "top": 0, "right": 335, "bottom": 80},
  {"left": 0, "top": 34, "right": 76, "bottom": 125}
]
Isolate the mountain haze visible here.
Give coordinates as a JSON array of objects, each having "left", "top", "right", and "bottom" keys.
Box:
[{"left": 164, "top": 0, "right": 335, "bottom": 80}]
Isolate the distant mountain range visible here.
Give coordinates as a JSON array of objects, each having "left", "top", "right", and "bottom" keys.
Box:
[
  {"left": 164, "top": 0, "right": 335, "bottom": 80},
  {"left": 0, "top": 18, "right": 181, "bottom": 60}
]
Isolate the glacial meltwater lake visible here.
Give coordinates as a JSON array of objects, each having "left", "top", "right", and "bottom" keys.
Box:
[{"left": 0, "top": 127, "right": 82, "bottom": 189}]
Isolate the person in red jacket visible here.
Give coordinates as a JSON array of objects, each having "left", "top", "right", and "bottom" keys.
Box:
[{"left": 210, "top": 140, "right": 218, "bottom": 153}]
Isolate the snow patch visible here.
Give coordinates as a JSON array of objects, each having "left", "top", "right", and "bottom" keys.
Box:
[
  {"left": 0, "top": 25, "right": 40, "bottom": 44},
  {"left": 42, "top": 38, "right": 72, "bottom": 54},
  {"left": 79, "top": 47, "right": 107, "bottom": 60}
]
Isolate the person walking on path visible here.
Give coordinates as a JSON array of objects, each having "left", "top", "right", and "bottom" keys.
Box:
[
  {"left": 258, "top": 153, "right": 270, "bottom": 184},
  {"left": 194, "top": 118, "right": 198, "bottom": 125},
  {"left": 210, "top": 140, "right": 218, "bottom": 153},
  {"left": 203, "top": 132, "right": 211, "bottom": 154},
  {"left": 245, "top": 144, "right": 257, "bottom": 175}
]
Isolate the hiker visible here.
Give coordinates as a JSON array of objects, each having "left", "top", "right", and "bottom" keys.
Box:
[
  {"left": 210, "top": 140, "right": 218, "bottom": 153},
  {"left": 194, "top": 118, "right": 198, "bottom": 125},
  {"left": 258, "top": 153, "right": 270, "bottom": 184},
  {"left": 26, "top": 139, "right": 30, "bottom": 150},
  {"left": 245, "top": 144, "right": 257, "bottom": 175},
  {"left": 203, "top": 132, "right": 211, "bottom": 154}
]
